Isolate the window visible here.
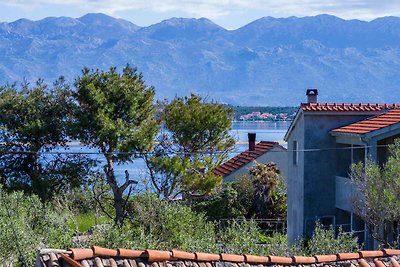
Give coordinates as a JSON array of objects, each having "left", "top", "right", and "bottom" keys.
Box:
[{"left": 293, "top": 140, "right": 298, "bottom": 165}]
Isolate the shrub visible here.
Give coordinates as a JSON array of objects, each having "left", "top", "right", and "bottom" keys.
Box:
[
  {"left": 306, "top": 222, "right": 360, "bottom": 255},
  {"left": 92, "top": 193, "right": 218, "bottom": 252},
  {"left": 260, "top": 233, "right": 303, "bottom": 256},
  {"left": 218, "top": 219, "right": 261, "bottom": 254},
  {"left": 0, "top": 187, "right": 75, "bottom": 266},
  {"left": 191, "top": 183, "right": 246, "bottom": 220}
]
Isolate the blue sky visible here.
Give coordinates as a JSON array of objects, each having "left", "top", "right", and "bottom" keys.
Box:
[{"left": 1, "top": 0, "right": 400, "bottom": 29}]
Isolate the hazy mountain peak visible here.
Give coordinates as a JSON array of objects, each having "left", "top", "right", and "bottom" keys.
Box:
[
  {"left": 142, "top": 16, "right": 226, "bottom": 41},
  {"left": 78, "top": 13, "right": 116, "bottom": 23}
]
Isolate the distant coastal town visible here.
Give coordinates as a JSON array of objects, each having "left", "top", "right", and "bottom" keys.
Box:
[{"left": 230, "top": 106, "right": 297, "bottom": 121}]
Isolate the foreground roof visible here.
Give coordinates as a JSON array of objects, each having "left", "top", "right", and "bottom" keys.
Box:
[
  {"left": 36, "top": 247, "right": 400, "bottom": 267},
  {"left": 300, "top": 103, "right": 400, "bottom": 112},
  {"left": 213, "top": 141, "right": 281, "bottom": 177},
  {"left": 331, "top": 109, "right": 400, "bottom": 135}
]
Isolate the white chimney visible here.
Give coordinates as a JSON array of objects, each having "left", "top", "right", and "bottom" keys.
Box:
[{"left": 306, "top": 89, "right": 318, "bottom": 103}]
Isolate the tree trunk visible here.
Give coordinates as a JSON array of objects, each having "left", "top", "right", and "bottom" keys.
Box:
[{"left": 105, "top": 154, "right": 125, "bottom": 225}]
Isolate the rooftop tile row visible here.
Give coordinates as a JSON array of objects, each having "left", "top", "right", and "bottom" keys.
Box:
[
  {"left": 37, "top": 247, "right": 400, "bottom": 267},
  {"left": 213, "top": 141, "right": 278, "bottom": 177},
  {"left": 332, "top": 109, "right": 400, "bottom": 134},
  {"left": 301, "top": 103, "right": 400, "bottom": 112}
]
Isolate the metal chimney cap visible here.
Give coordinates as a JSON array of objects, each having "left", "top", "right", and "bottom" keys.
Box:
[{"left": 306, "top": 89, "right": 318, "bottom": 96}]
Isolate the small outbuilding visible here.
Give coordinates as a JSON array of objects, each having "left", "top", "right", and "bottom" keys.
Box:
[{"left": 213, "top": 133, "right": 287, "bottom": 181}]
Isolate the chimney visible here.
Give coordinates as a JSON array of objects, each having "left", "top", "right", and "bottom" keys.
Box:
[
  {"left": 248, "top": 133, "right": 256, "bottom": 151},
  {"left": 306, "top": 89, "right": 318, "bottom": 103}
]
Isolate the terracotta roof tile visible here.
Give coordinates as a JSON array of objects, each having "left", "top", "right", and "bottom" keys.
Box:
[
  {"left": 213, "top": 141, "right": 279, "bottom": 177},
  {"left": 331, "top": 109, "right": 400, "bottom": 134},
  {"left": 37, "top": 248, "right": 400, "bottom": 267},
  {"left": 118, "top": 249, "right": 146, "bottom": 258},
  {"left": 92, "top": 246, "right": 118, "bottom": 257},
  {"left": 59, "top": 253, "right": 83, "bottom": 267},
  {"left": 243, "top": 254, "right": 269, "bottom": 264},
  {"left": 145, "top": 250, "right": 171, "bottom": 262},
  {"left": 383, "top": 249, "right": 400, "bottom": 256},
  {"left": 301, "top": 103, "right": 400, "bottom": 112},
  {"left": 194, "top": 252, "right": 220, "bottom": 262},
  {"left": 70, "top": 248, "right": 94, "bottom": 261},
  {"left": 171, "top": 250, "right": 196, "bottom": 260},
  {"left": 220, "top": 253, "right": 245, "bottom": 262},
  {"left": 391, "top": 257, "right": 400, "bottom": 267},
  {"left": 268, "top": 256, "right": 293, "bottom": 265},
  {"left": 292, "top": 256, "right": 316, "bottom": 264},
  {"left": 359, "top": 251, "right": 384, "bottom": 258},
  {"left": 373, "top": 258, "right": 386, "bottom": 267},
  {"left": 314, "top": 255, "right": 338, "bottom": 262},
  {"left": 358, "top": 258, "right": 371, "bottom": 267},
  {"left": 337, "top": 252, "right": 361, "bottom": 261}
]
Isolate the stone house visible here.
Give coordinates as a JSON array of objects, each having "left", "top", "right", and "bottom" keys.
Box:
[{"left": 284, "top": 89, "right": 400, "bottom": 247}]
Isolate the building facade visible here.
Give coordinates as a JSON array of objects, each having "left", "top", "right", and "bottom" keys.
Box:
[{"left": 285, "top": 89, "right": 400, "bottom": 247}]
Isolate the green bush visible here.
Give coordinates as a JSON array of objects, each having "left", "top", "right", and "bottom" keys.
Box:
[
  {"left": 92, "top": 193, "right": 218, "bottom": 252},
  {"left": 191, "top": 183, "right": 246, "bottom": 220},
  {"left": 218, "top": 219, "right": 261, "bottom": 254},
  {"left": 306, "top": 222, "right": 360, "bottom": 255},
  {"left": 0, "top": 188, "right": 75, "bottom": 266},
  {"left": 260, "top": 233, "right": 304, "bottom": 256}
]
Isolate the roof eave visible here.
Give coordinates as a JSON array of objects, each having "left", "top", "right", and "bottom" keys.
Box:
[{"left": 284, "top": 107, "right": 302, "bottom": 141}]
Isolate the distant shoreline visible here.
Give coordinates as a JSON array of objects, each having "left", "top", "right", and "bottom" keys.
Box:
[{"left": 231, "top": 120, "right": 292, "bottom": 123}]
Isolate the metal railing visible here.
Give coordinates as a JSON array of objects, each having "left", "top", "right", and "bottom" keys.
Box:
[{"left": 218, "top": 218, "right": 287, "bottom": 235}]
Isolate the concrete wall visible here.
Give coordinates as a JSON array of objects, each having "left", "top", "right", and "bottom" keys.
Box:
[
  {"left": 302, "top": 114, "right": 373, "bottom": 235},
  {"left": 286, "top": 115, "right": 305, "bottom": 243},
  {"left": 224, "top": 145, "right": 288, "bottom": 182},
  {"left": 286, "top": 112, "right": 377, "bottom": 243}
]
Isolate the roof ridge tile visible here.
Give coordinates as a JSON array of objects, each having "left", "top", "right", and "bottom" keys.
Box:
[
  {"left": 314, "top": 254, "right": 338, "bottom": 262},
  {"left": 336, "top": 252, "right": 361, "bottom": 261},
  {"left": 220, "top": 253, "right": 245, "bottom": 262},
  {"left": 145, "top": 250, "right": 172, "bottom": 262},
  {"left": 117, "top": 249, "right": 146, "bottom": 258},
  {"left": 243, "top": 254, "right": 270, "bottom": 263},
  {"left": 359, "top": 251, "right": 384, "bottom": 258},
  {"left": 171, "top": 250, "right": 196, "bottom": 260},
  {"left": 194, "top": 252, "right": 220, "bottom": 262},
  {"left": 292, "top": 256, "right": 316, "bottom": 264},
  {"left": 37, "top": 248, "right": 400, "bottom": 266},
  {"left": 92, "top": 246, "right": 118, "bottom": 257},
  {"left": 69, "top": 248, "right": 94, "bottom": 261},
  {"left": 268, "top": 255, "right": 293, "bottom": 265}
]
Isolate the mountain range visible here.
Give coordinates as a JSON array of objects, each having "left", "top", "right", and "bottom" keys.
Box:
[{"left": 1, "top": 13, "right": 400, "bottom": 105}]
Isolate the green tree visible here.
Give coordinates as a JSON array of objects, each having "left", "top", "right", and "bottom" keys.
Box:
[
  {"left": 0, "top": 79, "right": 92, "bottom": 200},
  {"left": 350, "top": 139, "right": 400, "bottom": 246},
  {"left": 250, "top": 162, "right": 287, "bottom": 219},
  {"left": 146, "top": 95, "right": 235, "bottom": 199},
  {"left": 73, "top": 66, "right": 158, "bottom": 224},
  {"left": 192, "top": 176, "right": 254, "bottom": 221}
]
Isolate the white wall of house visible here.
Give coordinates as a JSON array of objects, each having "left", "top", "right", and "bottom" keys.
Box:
[{"left": 223, "top": 145, "right": 288, "bottom": 182}]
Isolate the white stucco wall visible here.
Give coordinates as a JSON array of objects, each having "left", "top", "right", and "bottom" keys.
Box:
[{"left": 223, "top": 145, "right": 288, "bottom": 182}]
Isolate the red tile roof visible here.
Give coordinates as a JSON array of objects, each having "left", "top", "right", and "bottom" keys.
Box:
[
  {"left": 36, "top": 247, "right": 400, "bottom": 267},
  {"left": 331, "top": 109, "right": 400, "bottom": 134},
  {"left": 213, "top": 141, "right": 279, "bottom": 177},
  {"left": 301, "top": 103, "right": 400, "bottom": 112}
]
